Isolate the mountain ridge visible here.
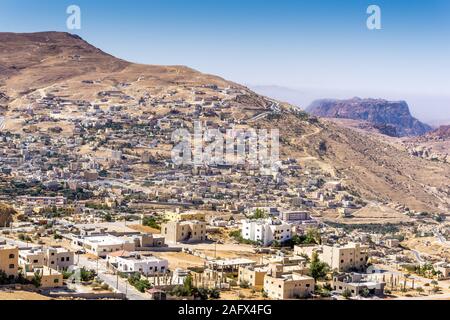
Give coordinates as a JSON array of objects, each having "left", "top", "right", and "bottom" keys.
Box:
[{"left": 306, "top": 97, "right": 433, "bottom": 137}]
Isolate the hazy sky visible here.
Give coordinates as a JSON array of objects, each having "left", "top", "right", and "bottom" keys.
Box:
[{"left": 1, "top": 0, "right": 449, "bottom": 123}]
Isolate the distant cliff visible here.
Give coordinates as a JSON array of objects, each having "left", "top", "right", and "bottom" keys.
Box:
[{"left": 306, "top": 98, "right": 432, "bottom": 137}]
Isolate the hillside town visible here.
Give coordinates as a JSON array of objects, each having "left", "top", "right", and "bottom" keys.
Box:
[{"left": 1, "top": 78, "right": 449, "bottom": 301}]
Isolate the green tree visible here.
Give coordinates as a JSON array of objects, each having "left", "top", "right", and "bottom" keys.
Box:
[
  {"left": 32, "top": 271, "right": 42, "bottom": 288},
  {"left": 308, "top": 252, "right": 330, "bottom": 281},
  {"left": 252, "top": 209, "right": 268, "bottom": 220},
  {"left": 342, "top": 288, "right": 352, "bottom": 299}
]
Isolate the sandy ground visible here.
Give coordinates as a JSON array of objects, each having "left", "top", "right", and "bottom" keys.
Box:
[
  {"left": 0, "top": 290, "right": 52, "bottom": 300},
  {"left": 152, "top": 252, "right": 205, "bottom": 269},
  {"left": 128, "top": 224, "right": 161, "bottom": 234}
]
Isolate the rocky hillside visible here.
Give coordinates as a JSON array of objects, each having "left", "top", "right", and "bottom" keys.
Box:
[
  {"left": 426, "top": 125, "right": 450, "bottom": 140},
  {"left": 306, "top": 98, "right": 432, "bottom": 137},
  {"left": 0, "top": 32, "right": 448, "bottom": 214}
]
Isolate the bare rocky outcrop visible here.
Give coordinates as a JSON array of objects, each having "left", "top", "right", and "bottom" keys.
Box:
[{"left": 307, "top": 97, "right": 432, "bottom": 137}]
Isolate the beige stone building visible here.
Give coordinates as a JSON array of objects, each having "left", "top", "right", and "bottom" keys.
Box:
[
  {"left": 19, "top": 247, "right": 74, "bottom": 271},
  {"left": 264, "top": 271, "right": 315, "bottom": 300},
  {"left": 0, "top": 246, "right": 18, "bottom": 278},
  {"left": 161, "top": 220, "right": 207, "bottom": 244},
  {"left": 296, "top": 243, "right": 369, "bottom": 272},
  {"left": 321, "top": 243, "right": 369, "bottom": 272},
  {"left": 238, "top": 265, "right": 268, "bottom": 289},
  {"left": 26, "top": 266, "right": 64, "bottom": 288}
]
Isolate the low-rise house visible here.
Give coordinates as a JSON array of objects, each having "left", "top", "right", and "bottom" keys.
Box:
[
  {"left": 238, "top": 265, "right": 268, "bottom": 289},
  {"left": 161, "top": 220, "right": 207, "bottom": 244},
  {"left": 264, "top": 270, "right": 315, "bottom": 300},
  {"left": 110, "top": 252, "right": 168, "bottom": 275},
  {"left": 72, "top": 235, "right": 135, "bottom": 257},
  {"left": 26, "top": 266, "right": 64, "bottom": 288},
  {"left": 332, "top": 273, "right": 385, "bottom": 297}
]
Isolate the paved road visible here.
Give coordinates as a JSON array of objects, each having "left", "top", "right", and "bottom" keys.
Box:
[
  {"left": 411, "top": 250, "right": 425, "bottom": 264},
  {"left": 76, "top": 255, "right": 150, "bottom": 301},
  {"left": 434, "top": 232, "right": 450, "bottom": 247}
]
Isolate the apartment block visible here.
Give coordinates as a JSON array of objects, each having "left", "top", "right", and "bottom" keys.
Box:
[
  {"left": 321, "top": 243, "right": 369, "bottom": 272},
  {"left": 241, "top": 219, "right": 292, "bottom": 246}
]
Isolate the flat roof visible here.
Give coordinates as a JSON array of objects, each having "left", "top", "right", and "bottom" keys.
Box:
[
  {"left": 84, "top": 235, "right": 129, "bottom": 245},
  {"left": 208, "top": 258, "right": 256, "bottom": 266}
]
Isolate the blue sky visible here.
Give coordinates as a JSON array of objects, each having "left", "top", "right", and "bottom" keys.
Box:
[{"left": 1, "top": 0, "right": 449, "bottom": 122}]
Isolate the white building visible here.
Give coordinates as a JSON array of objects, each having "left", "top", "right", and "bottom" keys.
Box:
[
  {"left": 72, "top": 235, "right": 135, "bottom": 258},
  {"left": 241, "top": 219, "right": 292, "bottom": 246},
  {"left": 114, "top": 252, "right": 168, "bottom": 275}
]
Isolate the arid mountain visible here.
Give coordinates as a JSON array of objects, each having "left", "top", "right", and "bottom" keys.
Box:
[
  {"left": 306, "top": 98, "right": 433, "bottom": 137},
  {"left": 426, "top": 125, "right": 450, "bottom": 140},
  {"left": 404, "top": 125, "right": 450, "bottom": 163},
  {"left": 1, "top": 32, "right": 449, "bottom": 215}
]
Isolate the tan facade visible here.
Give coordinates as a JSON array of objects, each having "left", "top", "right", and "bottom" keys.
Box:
[
  {"left": 264, "top": 272, "right": 315, "bottom": 300},
  {"left": 321, "top": 243, "right": 369, "bottom": 272},
  {"left": 0, "top": 246, "right": 18, "bottom": 278},
  {"left": 19, "top": 247, "right": 74, "bottom": 271},
  {"left": 161, "top": 220, "right": 207, "bottom": 244},
  {"left": 26, "top": 266, "right": 64, "bottom": 288},
  {"left": 238, "top": 265, "right": 267, "bottom": 288}
]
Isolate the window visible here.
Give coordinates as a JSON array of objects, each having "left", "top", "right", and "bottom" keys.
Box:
[
  {"left": 341, "top": 260, "right": 344, "bottom": 263},
  {"left": 66, "top": 257, "right": 70, "bottom": 261},
  {"left": 9, "top": 264, "right": 15, "bottom": 269},
  {"left": 33, "top": 260, "right": 38, "bottom": 263},
  {"left": 61, "top": 257, "right": 65, "bottom": 262},
  {"left": 9, "top": 254, "right": 15, "bottom": 259},
  {"left": 54, "top": 279, "right": 59, "bottom": 283}
]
